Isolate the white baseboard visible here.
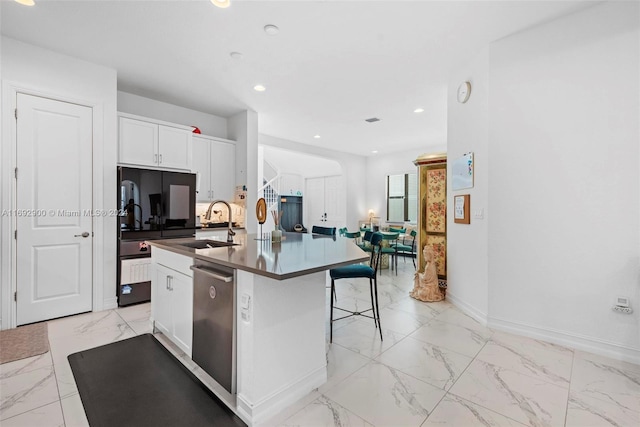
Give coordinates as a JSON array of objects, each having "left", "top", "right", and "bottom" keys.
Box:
[
  {"left": 102, "top": 297, "right": 118, "bottom": 310},
  {"left": 488, "top": 315, "right": 640, "bottom": 365},
  {"left": 446, "top": 294, "right": 640, "bottom": 365},
  {"left": 237, "top": 365, "right": 327, "bottom": 426},
  {"left": 446, "top": 292, "right": 488, "bottom": 326}
]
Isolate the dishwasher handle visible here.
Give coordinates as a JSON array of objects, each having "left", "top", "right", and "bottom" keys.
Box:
[{"left": 190, "top": 265, "right": 233, "bottom": 282}]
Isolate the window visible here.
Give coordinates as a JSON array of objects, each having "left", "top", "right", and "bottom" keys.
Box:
[{"left": 387, "top": 173, "right": 417, "bottom": 223}]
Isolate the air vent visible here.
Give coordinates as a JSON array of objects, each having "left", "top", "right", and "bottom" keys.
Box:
[{"left": 365, "top": 117, "right": 381, "bottom": 123}]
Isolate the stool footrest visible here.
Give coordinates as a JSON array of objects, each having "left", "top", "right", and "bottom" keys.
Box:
[
  {"left": 331, "top": 311, "right": 376, "bottom": 323},
  {"left": 333, "top": 306, "right": 373, "bottom": 317}
]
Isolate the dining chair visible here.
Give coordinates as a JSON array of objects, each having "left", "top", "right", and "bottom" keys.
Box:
[
  {"left": 388, "top": 226, "right": 406, "bottom": 234},
  {"left": 380, "top": 231, "right": 400, "bottom": 275},
  {"left": 344, "top": 230, "right": 361, "bottom": 245},
  {"left": 393, "top": 229, "right": 417, "bottom": 268},
  {"left": 312, "top": 225, "right": 336, "bottom": 236},
  {"left": 357, "top": 230, "right": 374, "bottom": 252},
  {"left": 329, "top": 232, "right": 383, "bottom": 342}
]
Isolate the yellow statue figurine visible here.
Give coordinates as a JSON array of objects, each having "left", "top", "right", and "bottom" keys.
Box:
[{"left": 410, "top": 245, "right": 444, "bottom": 302}]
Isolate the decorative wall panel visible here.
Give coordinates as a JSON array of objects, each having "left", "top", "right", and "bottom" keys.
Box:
[
  {"left": 426, "top": 168, "right": 446, "bottom": 233},
  {"left": 414, "top": 154, "right": 447, "bottom": 279},
  {"left": 426, "top": 235, "right": 446, "bottom": 277}
]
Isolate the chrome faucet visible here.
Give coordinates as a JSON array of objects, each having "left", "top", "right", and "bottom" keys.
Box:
[{"left": 204, "top": 200, "right": 236, "bottom": 243}]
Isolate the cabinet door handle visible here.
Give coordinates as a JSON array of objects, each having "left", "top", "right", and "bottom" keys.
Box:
[
  {"left": 159, "top": 154, "right": 163, "bottom": 164},
  {"left": 154, "top": 154, "right": 158, "bottom": 163},
  {"left": 166, "top": 276, "right": 169, "bottom": 290},
  {"left": 168, "top": 275, "right": 173, "bottom": 291}
]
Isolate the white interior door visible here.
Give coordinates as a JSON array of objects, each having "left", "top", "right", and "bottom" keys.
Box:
[
  {"left": 305, "top": 175, "right": 346, "bottom": 230},
  {"left": 323, "top": 175, "right": 345, "bottom": 228},
  {"left": 305, "top": 177, "right": 326, "bottom": 230},
  {"left": 16, "top": 93, "right": 93, "bottom": 325}
]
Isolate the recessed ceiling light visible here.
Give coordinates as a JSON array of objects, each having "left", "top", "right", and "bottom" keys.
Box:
[
  {"left": 414, "top": 108, "right": 424, "bottom": 113},
  {"left": 264, "top": 24, "right": 280, "bottom": 36},
  {"left": 314, "top": 135, "right": 321, "bottom": 139},
  {"left": 211, "top": 0, "right": 230, "bottom": 8},
  {"left": 365, "top": 117, "right": 381, "bottom": 123},
  {"left": 229, "top": 52, "right": 243, "bottom": 60},
  {"left": 372, "top": 150, "right": 378, "bottom": 154},
  {"left": 254, "top": 85, "right": 266, "bottom": 92},
  {"left": 14, "top": 0, "right": 35, "bottom": 5}
]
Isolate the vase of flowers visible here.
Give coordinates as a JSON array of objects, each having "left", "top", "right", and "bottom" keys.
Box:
[{"left": 271, "top": 210, "right": 283, "bottom": 242}]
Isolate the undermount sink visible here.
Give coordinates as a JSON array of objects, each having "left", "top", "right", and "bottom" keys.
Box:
[
  {"left": 178, "top": 240, "right": 237, "bottom": 249},
  {"left": 201, "top": 222, "right": 237, "bottom": 229}
]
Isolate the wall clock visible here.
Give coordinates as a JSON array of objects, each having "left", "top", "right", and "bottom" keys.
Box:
[{"left": 457, "top": 81, "right": 471, "bottom": 104}]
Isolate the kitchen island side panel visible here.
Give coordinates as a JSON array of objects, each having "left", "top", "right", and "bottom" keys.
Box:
[{"left": 236, "top": 270, "right": 327, "bottom": 423}]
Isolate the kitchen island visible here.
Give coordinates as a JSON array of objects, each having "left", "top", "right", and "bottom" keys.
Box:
[{"left": 148, "top": 232, "right": 368, "bottom": 426}]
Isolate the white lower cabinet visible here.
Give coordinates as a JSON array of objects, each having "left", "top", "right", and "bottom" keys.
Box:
[{"left": 152, "top": 259, "right": 193, "bottom": 356}]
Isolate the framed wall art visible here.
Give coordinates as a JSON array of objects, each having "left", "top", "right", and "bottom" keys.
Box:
[
  {"left": 454, "top": 194, "right": 470, "bottom": 224},
  {"left": 452, "top": 152, "right": 474, "bottom": 190}
]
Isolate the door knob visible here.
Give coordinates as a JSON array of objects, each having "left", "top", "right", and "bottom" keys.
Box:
[{"left": 74, "top": 232, "right": 90, "bottom": 238}]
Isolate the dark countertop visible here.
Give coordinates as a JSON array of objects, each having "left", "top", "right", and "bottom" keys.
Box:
[
  {"left": 196, "top": 224, "right": 244, "bottom": 230},
  {"left": 148, "top": 232, "right": 369, "bottom": 280}
]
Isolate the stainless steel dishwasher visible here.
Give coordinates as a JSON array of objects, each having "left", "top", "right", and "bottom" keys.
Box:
[{"left": 190, "top": 260, "right": 236, "bottom": 394}]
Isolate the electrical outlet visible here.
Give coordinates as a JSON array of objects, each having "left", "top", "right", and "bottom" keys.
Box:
[{"left": 616, "top": 296, "right": 630, "bottom": 307}]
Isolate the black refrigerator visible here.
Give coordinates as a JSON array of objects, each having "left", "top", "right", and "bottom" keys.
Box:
[{"left": 117, "top": 167, "right": 196, "bottom": 306}]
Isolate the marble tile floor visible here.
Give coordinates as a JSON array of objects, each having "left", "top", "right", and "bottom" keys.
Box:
[{"left": 1, "top": 261, "right": 639, "bottom": 426}]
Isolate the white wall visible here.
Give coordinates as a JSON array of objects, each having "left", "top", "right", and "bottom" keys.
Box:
[
  {"left": 229, "top": 110, "right": 258, "bottom": 233},
  {"left": 260, "top": 134, "right": 367, "bottom": 231},
  {"left": 262, "top": 145, "right": 342, "bottom": 179},
  {"left": 117, "top": 91, "right": 228, "bottom": 138},
  {"left": 0, "top": 11, "right": 4, "bottom": 328},
  {"left": 365, "top": 146, "right": 446, "bottom": 228},
  {"left": 280, "top": 174, "right": 304, "bottom": 197},
  {"left": 446, "top": 48, "right": 490, "bottom": 322},
  {"left": 1, "top": 37, "right": 118, "bottom": 326},
  {"left": 447, "top": 2, "right": 639, "bottom": 362}
]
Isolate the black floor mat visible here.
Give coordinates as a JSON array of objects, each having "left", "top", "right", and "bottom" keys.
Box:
[{"left": 68, "top": 334, "right": 246, "bottom": 427}]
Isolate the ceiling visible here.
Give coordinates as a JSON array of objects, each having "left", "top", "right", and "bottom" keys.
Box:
[{"left": 1, "top": 0, "right": 595, "bottom": 156}]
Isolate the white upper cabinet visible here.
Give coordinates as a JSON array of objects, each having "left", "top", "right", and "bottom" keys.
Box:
[
  {"left": 158, "top": 126, "right": 191, "bottom": 170},
  {"left": 192, "top": 136, "right": 211, "bottom": 202},
  {"left": 192, "top": 135, "right": 236, "bottom": 202},
  {"left": 118, "top": 113, "right": 192, "bottom": 170},
  {"left": 118, "top": 116, "right": 158, "bottom": 166}
]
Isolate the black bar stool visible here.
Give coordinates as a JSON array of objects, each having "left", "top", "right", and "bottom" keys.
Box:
[{"left": 329, "top": 232, "right": 383, "bottom": 342}]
